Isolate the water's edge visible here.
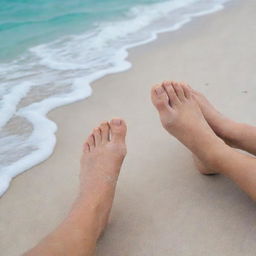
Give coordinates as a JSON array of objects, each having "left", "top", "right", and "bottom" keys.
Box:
[{"left": 0, "top": 1, "right": 231, "bottom": 196}]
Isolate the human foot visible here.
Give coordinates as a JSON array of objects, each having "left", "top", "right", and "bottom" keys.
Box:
[
  {"left": 181, "top": 84, "right": 242, "bottom": 174},
  {"left": 151, "top": 81, "right": 216, "bottom": 146},
  {"left": 78, "top": 118, "right": 127, "bottom": 238},
  {"left": 191, "top": 86, "right": 256, "bottom": 157},
  {"left": 151, "top": 81, "right": 222, "bottom": 174},
  {"left": 24, "top": 120, "right": 127, "bottom": 256},
  {"left": 172, "top": 83, "right": 239, "bottom": 174},
  {"left": 185, "top": 85, "right": 239, "bottom": 145}
]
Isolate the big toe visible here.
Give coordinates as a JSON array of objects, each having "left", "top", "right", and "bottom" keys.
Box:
[{"left": 109, "top": 118, "right": 127, "bottom": 144}]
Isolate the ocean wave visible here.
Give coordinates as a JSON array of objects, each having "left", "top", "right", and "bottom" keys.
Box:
[{"left": 0, "top": 0, "right": 231, "bottom": 196}]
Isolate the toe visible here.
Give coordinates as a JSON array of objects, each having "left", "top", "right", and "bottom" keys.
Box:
[
  {"left": 181, "top": 83, "right": 192, "bottom": 99},
  {"left": 109, "top": 118, "right": 127, "bottom": 144},
  {"left": 187, "top": 83, "right": 194, "bottom": 91},
  {"left": 87, "top": 134, "right": 95, "bottom": 150},
  {"left": 172, "top": 82, "right": 186, "bottom": 102},
  {"left": 162, "top": 81, "right": 180, "bottom": 107},
  {"left": 100, "top": 122, "right": 110, "bottom": 143},
  {"left": 151, "top": 84, "right": 172, "bottom": 113},
  {"left": 93, "top": 127, "right": 102, "bottom": 146},
  {"left": 185, "top": 83, "right": 197, "bottom": 94},
  {"left": 83, "top": 142, "right": 90, "bottom": 153}
]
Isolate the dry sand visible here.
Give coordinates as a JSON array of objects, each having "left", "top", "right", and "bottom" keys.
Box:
[{"left": 1, "top": 0, "right": 256, "bottom": 255}]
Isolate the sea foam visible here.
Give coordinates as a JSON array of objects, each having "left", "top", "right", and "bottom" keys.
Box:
[{"left": 0, "top": 0, "right": 231, "bottom": 196}]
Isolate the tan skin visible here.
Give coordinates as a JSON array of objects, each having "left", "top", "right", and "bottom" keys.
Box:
[
  {"left": 25, "top": 119, "right": 127, "bottom": 256},
  {"left": 189, "top": 86, "right": 256, "bottom": 174},
  {"left": 151, "top": 81, "right": 256, "bottom": 201},
  {"left": 25, "top": 81, "right": 256, "bottom": 255},
  {"left": 191, "top": 86, "right": 256, "bottom": 156}
]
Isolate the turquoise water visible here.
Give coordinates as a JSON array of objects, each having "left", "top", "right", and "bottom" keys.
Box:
[
  {"left": 0, "top": 0, "right": 231, "bottom": 196},
  {"left": 0, "top": 0, "right": 167, "bottom": 60}
]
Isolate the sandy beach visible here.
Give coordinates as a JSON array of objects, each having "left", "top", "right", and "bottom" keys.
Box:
[{"left": 1, "top": 0, "right": 256, "bottom": 255}]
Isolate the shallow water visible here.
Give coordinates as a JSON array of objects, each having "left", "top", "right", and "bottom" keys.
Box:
[{"left": 0, "top": 0, "right": 231, "bottom": 195}]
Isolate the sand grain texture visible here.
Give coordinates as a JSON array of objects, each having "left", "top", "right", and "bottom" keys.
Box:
[{"left": 1, "top": 1, "right": 256, "bottom": 255}]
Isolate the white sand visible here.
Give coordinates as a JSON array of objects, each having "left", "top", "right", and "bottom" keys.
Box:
[{"left": 1, "top": 1, "right": 256, "bottom": 255}]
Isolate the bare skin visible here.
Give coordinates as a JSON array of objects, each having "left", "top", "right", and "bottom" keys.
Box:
[
  {"left": 191, "top": 86, "right": 256, "bottom": 156},
  {"left": 192, "top": 154, "right": 218, "bottom": 175},
  {"left": 25, "top": 118, "right": 127, "bottom": 256},
  {"left": 151, "top": 81, "right": 256, "bottom": 201},
  {"left": 181, "top": 84, "right": 256, "bottom": 174}
]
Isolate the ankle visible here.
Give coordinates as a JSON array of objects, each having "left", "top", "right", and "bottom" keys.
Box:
[
  {"left": 200, "top": 141, "right": 236, "bottom": 175},
  {"left": 182, "top": 123, "right": 220, "bottom": 151},
  {"left": 190, "top": 131, "right": 227, "bottom": 166}
]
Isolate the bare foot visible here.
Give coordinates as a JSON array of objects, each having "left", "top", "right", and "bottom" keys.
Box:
[
  {"left": 24, "top": 119, "right": 127, "bottom": 256},
  {"left": 77, "top": 118, "right": 127, "bottom": 238},
  {"left": 187, "top": 85, "right": 239, "bottom": 145},
  {"left": 181, "top": 84, "right": 241, "bottom": 174},
  {"left": 151, "top": 81, "right": 220, "bottom": 175}
]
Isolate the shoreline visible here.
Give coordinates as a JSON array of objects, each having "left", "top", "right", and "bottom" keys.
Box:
[
  {"left": 0, "top": 0, "right": 234, "bottom": 196},
  {"left": 2, "top": 0, "right": 256, "bottom": 255}
]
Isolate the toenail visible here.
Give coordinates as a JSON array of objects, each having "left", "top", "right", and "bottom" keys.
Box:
[
  {"left": 112, "top": 119, "right": 121, "bottom": 126},
  {"left": 164, "top": 83, "right": 171, "bottom": 87},
  {"left": 155, "top": 87, "right": 164, "bottom": 95}
]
